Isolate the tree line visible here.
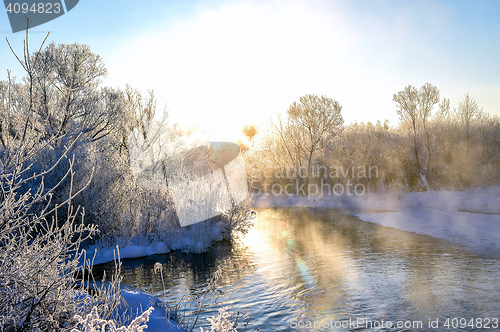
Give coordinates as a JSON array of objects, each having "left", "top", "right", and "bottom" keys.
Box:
[{"left": 244, "top": 85, "right": 500, "bottom": 195}]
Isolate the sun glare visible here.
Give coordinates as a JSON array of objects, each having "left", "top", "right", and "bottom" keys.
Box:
[{"left": 103, "top": 1, "right": 391, "bottom": 140}]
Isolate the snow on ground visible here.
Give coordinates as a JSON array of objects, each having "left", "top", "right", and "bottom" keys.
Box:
[
  {"left": 119, "top": 290, "right": 187, "bottom": 332},
  {"left": 356, "top": 209, "right": 500, "bottom": 258},
  {"left": 75, "top": 262, "right": 189, "bottom": 332},
  {"left": 74, "top": 286, "right": 188, "bottom": 332},
  {"left": 251, "top": 186, "right": 500, "bottom": 259},
  {"left": 457, "top": 186, "right": 500, "bottom": 214},
  {"left": 82, "top": 242, "right": 172, "bottom": 267}
]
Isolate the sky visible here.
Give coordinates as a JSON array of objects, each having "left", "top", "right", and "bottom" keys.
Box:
[{"left": 1, "top": 0, "right": 499, "bottom": 141}]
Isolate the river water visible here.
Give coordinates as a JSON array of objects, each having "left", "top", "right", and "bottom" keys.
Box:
[{"left": 94, "top": 208, "right": 500, "bottom": 331}]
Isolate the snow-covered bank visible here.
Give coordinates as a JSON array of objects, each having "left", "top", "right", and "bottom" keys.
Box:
[
  {"left": 77, "top": 205, "right": 254, "bottom": 331},
  {"left": 251, "top": 186, "right": 500, "bottom": 258},
  {"left": 82, "top": 201, "right": 254, "bottom": 266},
  {"left": 77, "top": 222, "right": 228, "bottom": 331},
  {"left": 73, "top": 288, "right": 188, "bottom": 332},
  {"left": 355, "top": 209, "right": 500, "bottom": 258},
  {"left": 81, "top": 219, "right": 229, "bottom": 266},
  {"left": 119, "top": 290, "right": 187, "bottom": 332}
]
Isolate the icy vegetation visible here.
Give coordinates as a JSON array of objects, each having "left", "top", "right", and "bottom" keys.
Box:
[
  {"left": 0, "top": 32, "right": 254, "bottom": 331},
  {"left": 199, "top": 308, "right": 238, "bottom": 332},
  {"left": 71, "top": 306, "right": 153, "bottom": 332}
]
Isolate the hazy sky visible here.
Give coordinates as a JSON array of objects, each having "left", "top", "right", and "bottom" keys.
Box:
[{"left": 1, "top": 0, "right": 499, "bottom": 141}]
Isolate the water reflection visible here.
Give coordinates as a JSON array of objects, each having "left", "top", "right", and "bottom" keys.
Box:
[{"left": 93, "top": 208, "right": 500, "bottom": 331}]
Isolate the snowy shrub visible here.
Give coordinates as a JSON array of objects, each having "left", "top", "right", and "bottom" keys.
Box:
[
  {"left": 80, "top": 120, "right": 254, "bottom": 253},
  {"left": 71, "top": 306, "right": 153, "bottom": 332},
  {"left": 0, "top": 31, "right": 127, "bottom": 330},
  {"left": 199, "top": 308, "right": 237, "bottom": 332},
  {"left": 219, "top": 199, "right": 256, "bottom": 240},
  {"left": 0, "top": 119, "right": 131, "bottom": 330},
  {"left": 0, "top": 132, "right": 90, "bottom": 329},
  {"left": 198, "top": 307, "right": 251, "bottom": 332}
]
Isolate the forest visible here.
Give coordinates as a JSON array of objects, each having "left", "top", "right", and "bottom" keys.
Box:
[{"left": 244, "top": 89, "right": 500, "bottom": 197}]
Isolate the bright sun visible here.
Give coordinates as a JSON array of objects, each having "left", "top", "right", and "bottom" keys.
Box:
[{"left": 104, "top": 1, "right": 392, "bottom": 142}]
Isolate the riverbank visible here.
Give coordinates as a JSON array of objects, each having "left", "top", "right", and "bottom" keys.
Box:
[{"left": 251, "top": 186, "right": 500, "bottom": 259}]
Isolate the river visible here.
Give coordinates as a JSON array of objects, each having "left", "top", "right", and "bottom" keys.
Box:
[{"left": 94, "top": 208, "right": 500, "bottom": 331}]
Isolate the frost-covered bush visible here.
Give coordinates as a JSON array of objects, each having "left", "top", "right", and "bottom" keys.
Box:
[
  {"left": 0, "top": 30, "right": 128, "bottom": 330},
  {"left": 0, "top": 129, "right": 88, "bottom": 329},
  {"left": 0, "top": 118, "right": 132, "bottom": 330},
  {"left": 71, "top": 306, "right": 153, "bottom": 332},
  {"left": 218, "top": 199, "right": 255, "bottom": 240},
  {"left": 76, "top": 116, "right": 254, "bottom": 252},
  {"left": 199, "top": 307, "right": 251, "bottom": 332},
  {"left": 199, "top": 308, "right": 237, "bottom": 332}
]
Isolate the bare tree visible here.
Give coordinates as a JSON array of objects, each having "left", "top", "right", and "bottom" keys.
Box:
[
  {"left": 393, "top": 83, "right": 440, "bottom": 189},
  {"left": 28, "top": 42, "right": 127, "bottom": 141},
  {"left": 242, "top": 124, "right": 257, "bottom": 141},
  {"left": 455, "top": 93, "right": 480, "bottom": 150},
  {"left": 454, "top": 93, "right": 481, "bottom": 183},
  {"left": 274, "top": 94, "right": 344, "bottom": 189},
  {"left": 393, "top": 85, "right": 422, "bottom": 187},
  {"left": 418, "top": 83, "right": 440, "bottom": 185},
  {"left": 437, "top": 97, "right": 450, "bottom": 121}
]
